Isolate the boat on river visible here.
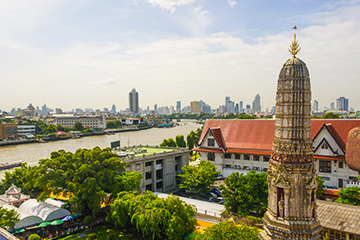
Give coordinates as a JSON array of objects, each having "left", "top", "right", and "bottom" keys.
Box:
[{"left": 0, "top": 161, "right": 23, "bottom": 170}]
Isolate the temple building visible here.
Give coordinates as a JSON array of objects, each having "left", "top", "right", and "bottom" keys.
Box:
[
  {"left": 194, "top": 119, "right": 360, "bottom": 189},
  {"left": 194, "top": 28, "right": 360, "bottom": 239}
]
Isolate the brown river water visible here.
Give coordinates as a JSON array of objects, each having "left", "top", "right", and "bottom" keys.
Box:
[{"left": 0, "top": 120, "right": 201, "bottom": 178}]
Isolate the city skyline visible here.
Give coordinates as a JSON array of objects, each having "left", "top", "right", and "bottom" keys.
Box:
[
  {"left": 0, "top": 93, "right": 356, "bottom": 114},
  {"left": 0, "top": 1, "right": 359, "bottom": 110}
]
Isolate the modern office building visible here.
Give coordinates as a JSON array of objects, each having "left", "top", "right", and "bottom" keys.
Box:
[
  {"left": 313, "top": 100, "right": 319, "bottom": 112},
  {"left": 190, "top": 101, "right": 201, "bottom": 113},
  {"left": 176, "top": 101, "right": 181, "bottom": 113},
  {"left": 0, "top": 123, "right": 18, "bottom": 140},
  {"left": 129, "top": 88, "right": 139, "bottom": 114},
  {"left": 111, "top": 104, "right": 116, "bottom": 114},
  {"left": 337, "top": 97, "right": 349, "bottom": 111},
  {"left": 239, "top": 101, "right": 243, "bottom": 113},
  {"left": 330, "top": 102, "right": 335, "bottom": 110},
  {"left": 17, "top": 125, "right": 36, "bottom": 138},
  {"left": 252, "top": 94, "right": 261, "bottom": 113}
]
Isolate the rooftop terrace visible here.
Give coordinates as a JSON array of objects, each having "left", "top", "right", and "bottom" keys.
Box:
[{"left": 114, "top": 145, "right": 190, "bottom": 162}]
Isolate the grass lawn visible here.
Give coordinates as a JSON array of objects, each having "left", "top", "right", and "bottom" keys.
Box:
[{"left": 58, "top": 225, "right": 144, "bottom": 240}]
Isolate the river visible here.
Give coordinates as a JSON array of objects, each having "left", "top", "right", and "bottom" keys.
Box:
[{"left": 0, "top": 120, "right": 201, "bottom": 177}]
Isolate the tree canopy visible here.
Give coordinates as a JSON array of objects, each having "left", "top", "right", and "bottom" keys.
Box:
[
  {"left": 178, "top": 160, "right": 220, "bottom": 196},
  {"left": 316, "top": 175, "right": 325, "bottom": 199},
  {"left": 220, "top": 171, "right": 268, "bottom": 217},
  {"left": 335, "top": 186, "right": 360, "bottom": 206},
  {"left": 107, "top": 191, "right": 196, "bottom": 240},
  {"left": 175, "top": 135, "right": 186, "bottom": 148},
  {"left": 73, "top": 121, "right": 85, "bottom": 131},
  {"left": 35, "top": 147, "right": 141, "bottom": 216},
  {"left": 322, "top": 112, "right": 341, "bottom": 119},
  {"left": 160, "top": 138, "right": 177, "bottom": 147},
  {"left": 0, "top": 206, "right": 20, "bottom": 229},
  {"left": 188, "top": 221, "right": 260, "bottom": 240},
  {"left": 0, "top": 163, "right": 41, "bottom": 197}
]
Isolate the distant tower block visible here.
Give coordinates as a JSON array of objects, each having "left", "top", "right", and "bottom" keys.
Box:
[{"left": 259, "top": 26, "right": 322, "bottom": 239}]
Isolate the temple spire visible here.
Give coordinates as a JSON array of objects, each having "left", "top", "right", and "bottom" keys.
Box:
[{"left": 288, "top": 25, "right": 301, "bottom": 58}]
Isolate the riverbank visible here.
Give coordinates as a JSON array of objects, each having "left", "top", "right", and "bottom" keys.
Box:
[
  {"left": 0, "top": 120, "right": 201, "bottom": 177},
  {"left": 0, "top": 125, "right": 155, "bottom": 148}
]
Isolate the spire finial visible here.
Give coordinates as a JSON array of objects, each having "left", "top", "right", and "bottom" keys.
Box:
[{"left": 289, "top": 25, "right": 301, "bottom": 58}]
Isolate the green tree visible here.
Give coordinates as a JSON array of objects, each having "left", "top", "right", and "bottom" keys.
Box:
[
  {"left": 186, "top": 131, "right": 195, "bottom": 150},
  {"left": 189, "top": 221, "right": 260, "bottom": 240},
  {"left": 107, "top": 191, "right": 196, "bottom": 240},
  {"left": 220, "top": 171, "right": 268, "bottom": 217},
  {"left": 28, "top": 234, "right": 41, "bottom": 240},
  {"left": 178, "top": 160, "right": 220, "bottom": 196},
  {"left": 160, "top": 138, "right": 177, "bottom": 147},
  {"left": 0, "top": 206, "right": 20, "bottom": 229},
  {"left": 316, "top": 175, "right": 325, "bottom": 199},
  {"left": 46, "top": 124, "right": 57, "bottom": 133},
  {"left": 322, "top": 112, "right": 340, "bottom": 119},
  {"left": 238, "top": 114, "right": 256, "bottom": 119},
  {"left": 106, "top": 121, "right": 116, "bottom": 129},
  {"left": 73, "top": 121, "right": 84, "bottom": 131},
  {"left": 335, "top": 186, "right": 360, "bottom": 206},
  {"left": 115, "top": 120, "right": 122, "bottom": 128},
  {"left": 111, "top": 172, "right": 142, "bottom": 197},
  {"left": 0, "top": 163, "right": 41, "bottom": 197},
  {"left": 175, "top": 135, "right": 186, "bottom": 148},
  {"left": 35, "top": 147, "right": 134, "bottom": 217}
]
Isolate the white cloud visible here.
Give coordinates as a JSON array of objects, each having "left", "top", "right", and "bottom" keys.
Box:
[
  {"left": 53, "top": 3, "right": 360, "bottom": 110},
  {"left": 147, "top": 0, "right": 197, "bottom": 13},
  {"left": 228, "top": 0, "right": 237, "bottom": 8},
  {"left": 176, "top": 5, "right": 212, "bottom": 36},
  {"left": 90, "top": 78, "right": 120, "bottom": 85},
  {"left": 0, "top": 1, "right": 360, "bottom": 111}
]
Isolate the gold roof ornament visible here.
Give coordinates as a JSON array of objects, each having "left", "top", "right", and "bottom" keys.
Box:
[{"left": 289, "top": 25, "right": 301, "bottom": 58}]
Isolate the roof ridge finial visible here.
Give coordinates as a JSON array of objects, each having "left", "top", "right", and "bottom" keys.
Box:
[{"left": 289, "top": 25, "right": 301, "bottom": 58}]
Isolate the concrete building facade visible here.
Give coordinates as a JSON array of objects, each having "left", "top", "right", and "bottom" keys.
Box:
[
  {"left": 121, "top": 146, "right": 190, "bottom": 193},
  {"left": 0, "top": 123, "right": 18, "bottom": 140},
  {"left": 54, "top": 115, "right": 106, "bottom": 129}
]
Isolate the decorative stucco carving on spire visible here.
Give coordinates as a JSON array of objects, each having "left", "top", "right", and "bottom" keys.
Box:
[{"left": 289, "top": 25, "right": 301, "bottom": 58}]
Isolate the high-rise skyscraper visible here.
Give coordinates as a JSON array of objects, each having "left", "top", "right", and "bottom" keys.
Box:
[
  {"left": 239, "top": 101, "right": 243, "bottom": 113},
  {"left": 260, "top": 28, "right": 321, "bottom": 239},
  {"left": 129, "top": 88, "right": 139, "bottom": 114},
  {"left": 154, "top": 104, "right": 157, "bottom": 113},
  {"left": 190, "top": 101, "right": 201, "bottom": 113},
  {"left": 176, "top": 101, "right": 181, "bottom": 113},
  {"left": 330, "top": 102, "right": 335, "bottom": 110},
  {"left": 111, "top": 104, "right": 116, "bottom": 114},
  {"left": 225, "top": 97, "right": 234, "bottom": 113},
  {"left": 252, "top": 94, "right": 261, "bottom": 113},
  {"left": 336, "top": 97, "right": 349, "bottom": 111},
  {"left": 313, "top": 100, "right": 319, "bottom": 112}
]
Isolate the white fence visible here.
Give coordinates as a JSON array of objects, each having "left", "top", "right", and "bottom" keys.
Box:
[{"left": 346, "top": 181, "right": 360, "bottom": 188}]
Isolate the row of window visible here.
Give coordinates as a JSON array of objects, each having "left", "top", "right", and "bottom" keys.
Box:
[
  {"left": 223, "top": 153, "right": 270, "bottom": 161},
  {"left": 318, "top": 160, "right": 344, "bottom": 173},
  {"left": 223, "top": 164, "right": 268, "bottom": 172}
]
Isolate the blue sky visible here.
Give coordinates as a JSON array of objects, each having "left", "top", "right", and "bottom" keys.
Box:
[{"left": 0, "top": 0, "right": 360, "bottom": 111}]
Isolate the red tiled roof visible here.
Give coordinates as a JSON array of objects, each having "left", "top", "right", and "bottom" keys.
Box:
[
  {"left": 210, "top": 128, "right": 225, "bottom": 148},
  {"left": 199, "top": 120, "right": 276, "bottom": 151},
  {"left": 199, "top": 119, "right": 360, "bottom": 152}
]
